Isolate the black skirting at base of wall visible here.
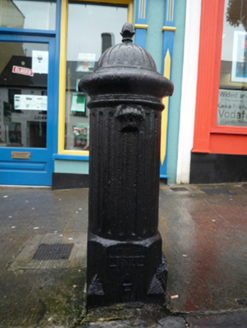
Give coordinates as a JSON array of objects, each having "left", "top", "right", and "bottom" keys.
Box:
[
  {"left": 52, "top": 173, "right": 168, "bottom": 190},
  {"left": 190, "top": 153, "right": 247, "bottom": 184},
  {"left": 160, "top": 178, "right": 168, "bottom": 185},
  {"left": 52, "top": 173, "right": 89, "bottom": 190}
]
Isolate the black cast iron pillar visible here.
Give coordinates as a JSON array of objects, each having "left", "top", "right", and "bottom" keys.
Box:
[{"left": 79, "top": 23, "right": 174, "bottom": 308}]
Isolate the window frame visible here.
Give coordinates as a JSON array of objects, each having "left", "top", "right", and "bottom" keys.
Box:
[
  {"left": 57, "top": 0, "right": 133, "bottom": 157},
  {"left": 193, "top": 0, "right": 247, "bottom": 155}
]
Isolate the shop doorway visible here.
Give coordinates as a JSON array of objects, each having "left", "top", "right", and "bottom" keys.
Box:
[{"left": 0, "top": 36, "right": 55, "bottom": 186}]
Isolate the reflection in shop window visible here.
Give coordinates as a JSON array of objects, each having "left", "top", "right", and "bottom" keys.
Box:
[
  {"left": 65, "top": 2, "right": 128, "bottom": 151},
  {"left": 218, "top": 0, "right": 247, "bottom": 126},
  {"left": 0, "top": 42, "right": 49, "bottom": 148},
  {"left": 0, "top": 0, "right": 56, "bottom": 30}
]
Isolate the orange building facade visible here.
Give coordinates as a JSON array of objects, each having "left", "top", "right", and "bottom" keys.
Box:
[{"left": 177, "top": 0, "right": 247, "bottom": 184}]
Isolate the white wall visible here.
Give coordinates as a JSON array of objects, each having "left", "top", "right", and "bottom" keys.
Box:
[{"left": 176, "top": 0, "right": 202, "bottom": 184}]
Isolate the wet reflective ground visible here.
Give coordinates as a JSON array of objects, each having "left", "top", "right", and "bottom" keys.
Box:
[
  {"left": 0, "top": 187, "right": 88, "bottom": 327},
  {"left": 0, "top": 183, "right": 247, "bottom": 326},
  {"left": 159, "top": 183, "right": 247, "bottom": 313}
]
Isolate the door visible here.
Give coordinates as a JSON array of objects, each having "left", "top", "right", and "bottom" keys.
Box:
[{"left": 0, "top": 35, "right": 55, "bottom": 186}]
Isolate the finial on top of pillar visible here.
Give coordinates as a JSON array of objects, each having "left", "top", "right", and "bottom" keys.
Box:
[{"left": 121, "top": 22, "right": 135, "bottom": 43}]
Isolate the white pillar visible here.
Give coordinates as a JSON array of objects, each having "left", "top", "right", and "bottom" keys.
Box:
[{"left": 176, "top": 0, "right": 202, "bottom": 184}]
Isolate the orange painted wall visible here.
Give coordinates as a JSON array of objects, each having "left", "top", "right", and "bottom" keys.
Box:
[{"left": 192, "top": 0, "right": 247, "bottom": 155}]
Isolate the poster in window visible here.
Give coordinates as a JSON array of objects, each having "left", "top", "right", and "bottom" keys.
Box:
[
  {"left": 217, "top": 89, "right": 247, "bottom": 126},
  {"left": 76, "top": 53, "right": 96, "bottom": 72},
  {"left": 32, "top": 50, "right": 49, "bottom": 74},
  {"left": 73, "top": 124, "right": 89, "bottom": 149},
  {"left": 71, "top": 93, "right": 86, "bottom": 116},
  {"left": 231, "top": 31, "right": 247, "bottom": 83}
]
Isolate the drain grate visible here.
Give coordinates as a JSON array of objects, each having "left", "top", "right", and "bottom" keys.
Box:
[
  {"left": 236, "top": 299, "right": 247, "bottom": 306},
  {"left": 32, "top": 243, "right": 74, "bottom": 260},
  {"left": 170, "top": 187, "right": 188, "bottom": 192},
  {"left": 201, "top": 188, "right": 235, "bottom": 196}
]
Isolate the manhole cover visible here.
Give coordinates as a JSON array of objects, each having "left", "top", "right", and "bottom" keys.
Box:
[
  {"left": 32, "top": 243, "right": 74, "bottom": 260},
  {"left": 170, "top": 187, "right": 188, "bottom": 192},
  {"left": 201, "top": 188, "right": 235, "bottom": 196}
]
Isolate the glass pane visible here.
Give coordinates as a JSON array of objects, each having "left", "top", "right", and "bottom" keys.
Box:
[
  {"left": 65, "top": 2, "right": 128, "bottom": 151},
  {"left": 0, "top": 0, "right": 56, "bottom": 30},
  {"left": 218, "top": 0, "right": 247, "bottom": 126},
  {"left": 0, "top": 42, "right": 49, "bottom": 148}
]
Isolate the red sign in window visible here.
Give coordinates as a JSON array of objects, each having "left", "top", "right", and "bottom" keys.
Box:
[{"left": 12, "top": 66, "right": 33, "bottom": 76}]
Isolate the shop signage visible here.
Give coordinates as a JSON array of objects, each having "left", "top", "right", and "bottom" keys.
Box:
[
  {"left": 12, "top": 66, "right": 33, "bottom": 76},
  {"left": 14, "top": 95, "right": 47, "bottom": 111},
  {"left": 217, "top": 89, "right": 247, "bottom": 126}
]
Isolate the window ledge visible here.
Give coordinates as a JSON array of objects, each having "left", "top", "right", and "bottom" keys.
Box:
[{"left": 53, "top": 154, "right": 89, "bottom": 161}]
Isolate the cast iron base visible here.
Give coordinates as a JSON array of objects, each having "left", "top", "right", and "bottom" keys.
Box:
[{"left": 86, "top": 232, "right": 167, "bottom": 308}]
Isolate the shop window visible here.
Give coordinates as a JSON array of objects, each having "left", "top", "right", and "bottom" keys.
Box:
[
  {"left": 65, "top": 2, "right": 128, "bottom": 151},
  {"left": 0, "top": 42, "right": 49, "bottom": 148},
  {"left": 58, "top": 0, "right": 132, "bottom": 156},
  {"left": 0, "top": 0, "right": 56, "bottom": 30},
  {"left": 193, "top": 0, "right": 247, "bottom": 155},
  {"left": 218, "top": 0, "right": 247, "bottom": 127}
]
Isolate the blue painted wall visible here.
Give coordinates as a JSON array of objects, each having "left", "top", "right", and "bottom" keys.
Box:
[
  {"left": 145, "top": 0, "right": 186, "bottom": 184},
  {"left": 55, "top": 160, "right": 89, "bottom": 174},
  {"left": 166, "top": 0, "right": 186, "bottom": 184},
  {"left": 133, "top": 0, "right": 136, "bottom": 27},
  {"left": 145, "top": 0, "right": 165, "bottom": 74}
]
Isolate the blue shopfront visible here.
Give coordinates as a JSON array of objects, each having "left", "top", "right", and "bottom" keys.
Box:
[
  {"left": 0, "top": 0, "right": 60, "bottom": 186},
  {"left": 0, "top": 0, "right": 185, "bottom": 187}
]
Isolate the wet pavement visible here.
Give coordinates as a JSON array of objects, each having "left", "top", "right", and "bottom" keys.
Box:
[
  {"left": 0, "top": 183, "right": 247, "bottom": 327},
  {"left": 159, "top": 183, "right": 247, "bottom": 314}
]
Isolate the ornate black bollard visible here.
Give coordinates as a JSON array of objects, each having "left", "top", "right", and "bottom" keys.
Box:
[{"left": 79, "top": 23, "right": 173, "bottom": 308}]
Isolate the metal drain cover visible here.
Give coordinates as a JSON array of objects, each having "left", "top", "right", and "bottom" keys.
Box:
[
  {"left": 32, "top": 243, "right": 74, "bottom": 260},
  {"left": 201, "top": 188, "right": 235, "bottom": 196},
  {"left": 170, "top": 187, "right": 188, "bottom": 192}
]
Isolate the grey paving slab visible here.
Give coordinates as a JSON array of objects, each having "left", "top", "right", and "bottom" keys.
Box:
[
  {"left": 158, "top": 316, "right": 186, "bottom": 327},
  {"left": 186, "top": 310, "right": 247, "bottom": 327},
  {"left": 0, "top": 184, "right": 247, "bottom": 327}
]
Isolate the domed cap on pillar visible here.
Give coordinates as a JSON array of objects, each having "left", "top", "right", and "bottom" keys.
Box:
[
  {"left": 96, "top": 22, "right": 157, "bottom": 73},
  {"left": 79, "top": 23, "right": 174, "bottom": 104}
]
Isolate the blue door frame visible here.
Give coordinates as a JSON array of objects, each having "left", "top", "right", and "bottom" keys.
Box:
[{"left": 0, "top": 34, "right": 56, "bottom": 186}]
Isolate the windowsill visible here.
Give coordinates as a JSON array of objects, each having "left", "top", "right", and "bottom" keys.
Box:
[
  {"left": 210, "top": 126, "right": 247, "bottom": 135},
  {"left": 53, "top": 153, "right": 89, "bottom": 161}
]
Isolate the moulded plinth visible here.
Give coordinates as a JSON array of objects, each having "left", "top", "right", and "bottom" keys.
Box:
[{"left": 87, "top": 232, "right": 168, "bottom": 308}]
